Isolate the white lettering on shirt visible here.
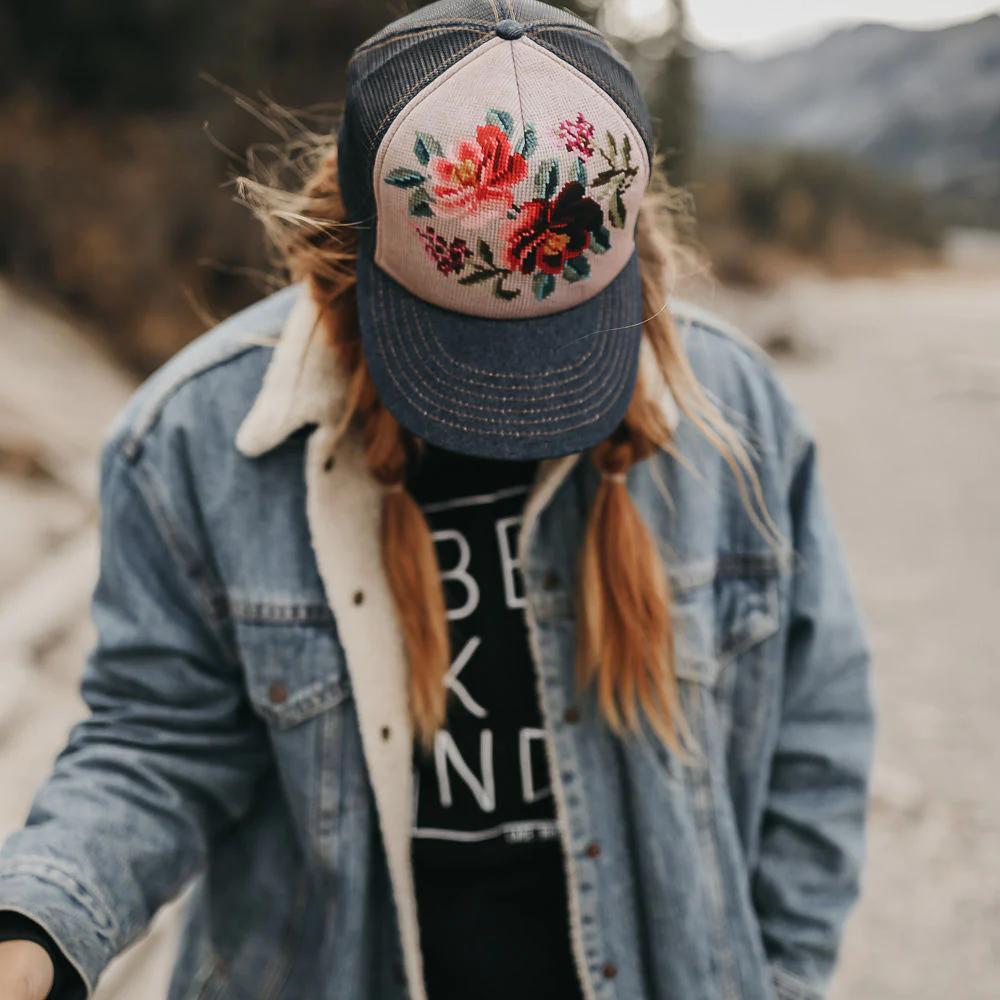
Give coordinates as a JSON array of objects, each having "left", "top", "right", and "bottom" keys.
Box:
[
  {"left": 434, "top": 528, "right": 480, "bottom": 620},
  {"left": 494, "top": 516, "right": 527, "bottom": 610},
  {"left": 434, "top": 728, "right": 496, "bottom": 812}
]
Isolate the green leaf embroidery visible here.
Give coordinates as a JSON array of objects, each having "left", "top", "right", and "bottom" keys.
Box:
[
  {"left": 606, "top": 131, "right": 618, "bottom": 160},
  {"left": 621, "top": 133, "right": 632, "bottom": 166},
  {"left": 591, "top": 226, "right": 612, "bottom": 253},
  {"left": 535, "top": 159, "right": 560, "bottom": 200},
  {"left": 408, "top": 187, "right": 434, "bottom": 217},
  {"left": 589, "top": 168, "right": 619, "bottom": 189},
  {"left": 458, "top": 267, "right": 498, "bottom": 286},
  {"left": 532, "top": 272, "right": 556, "bottom": 301},
  {"left": 486, "top": 108, "right": 515, "bottom": 136},
  {"left": 574, "top": 157, "right": 588, "bottom": 188},
  {"left": 413, "top": 132, "right": 443, "bottom": 166},
  {"left": 386, "top": 166, "right": 427, "bottom": 189},
  {"left": 609, "top": 187, "right": 627, "bottom": 229},
  {"left": 562, "top": 256, "right": 591, "bottom": 282},
  {"left": 477, "top": 239, "right": 495, "bottom": 267},
  {"left": 515, "top": 122, "right": 538, "bottom": 159},
  {"left": 493, "top": 275, "right": 521, "bottom": 301}
]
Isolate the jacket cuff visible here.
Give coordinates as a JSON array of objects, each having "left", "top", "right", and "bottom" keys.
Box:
[
  {"left": 771, "top": 964, "right": 825, "bottom": 1000},
  {"left": 0, "top": 857, "right": 123, "bottom": 996}
]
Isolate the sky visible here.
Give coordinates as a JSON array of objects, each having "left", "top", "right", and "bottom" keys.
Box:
[{"left": 610, "top": 0, "right": 1000, "bottom": 54}]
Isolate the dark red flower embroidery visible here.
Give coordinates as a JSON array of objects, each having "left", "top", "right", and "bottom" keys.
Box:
[
  {"left": 502, "top": 181, "right": 604, "bottom": 276},
  {"left": 416, "top": 227, "right": 472, "bottom": 275},
  {"left": 430, "top": 124, "right": 529, "bottom": 219}
]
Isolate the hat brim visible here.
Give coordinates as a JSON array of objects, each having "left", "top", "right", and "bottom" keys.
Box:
[{"left": 356, "top": 231, "right": 644, "bottom": 461}]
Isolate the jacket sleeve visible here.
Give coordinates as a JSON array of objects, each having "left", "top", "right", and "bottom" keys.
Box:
[
  {"left": 0, "top": 439, "right": 270, "bottom": 996},
  {"left": 752, "top": 410, "right": 876, "bottom": 1000}
]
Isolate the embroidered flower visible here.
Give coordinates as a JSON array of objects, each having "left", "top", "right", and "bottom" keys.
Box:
[
  {"left": 501, "top": 181, "right": 604, "bottom": 277},
  {"left": 429, "top": 124, "right": 529, "bottom": 219},
  {"left": 554, "top": 113, "right": 596, "bottom": 160},
  {"left": 416, "top": 226, "right": 472, "bottom": 276}
]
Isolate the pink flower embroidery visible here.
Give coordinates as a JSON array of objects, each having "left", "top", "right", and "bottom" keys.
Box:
[
  {"left": 554, "top": 113, "right": 595, "bottom": 160},
  {"left": 416, "top": 226, "right": 472, "bottom": 275},
  {"left": 429, "top": 124, "right": 528, "bottom": 219}
]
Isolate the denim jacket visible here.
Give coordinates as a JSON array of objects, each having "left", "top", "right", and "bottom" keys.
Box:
[{"left": 0, "top": 284, "right": 874, "bottom": 1000}]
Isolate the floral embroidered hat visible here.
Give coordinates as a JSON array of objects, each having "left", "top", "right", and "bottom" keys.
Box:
[{"left": 338, "top": 0, "right": 655, "bottom": 459}]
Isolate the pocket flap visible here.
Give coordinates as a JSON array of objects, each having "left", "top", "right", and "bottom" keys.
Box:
[
  {"left": 235, "top": 620, "right": 351, "bottom": 729},
  {"left": 672, "top": 573, "right": 780, "bottom": 686}
]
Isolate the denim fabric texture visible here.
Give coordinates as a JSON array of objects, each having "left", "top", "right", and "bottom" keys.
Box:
[{"left": 0, "top": 283, "right": 875, "bottom": 1000}]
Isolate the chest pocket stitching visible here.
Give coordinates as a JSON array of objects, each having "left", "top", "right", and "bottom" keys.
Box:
[
  {"left": 250, "top": 675, "right": 352, "bottom": 731},
  {"left": 234, "top": 619, "right": 352, "bottom": 731},
  {"left": 673, "top": 573, "right": 781, "bottom": 687}
]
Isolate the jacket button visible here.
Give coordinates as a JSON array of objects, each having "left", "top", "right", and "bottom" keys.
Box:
[
  {"left": 323, "top": 455, "right": 335, "bottom": 472},
  {"left": 542, "top": 570, "right": 560, "bottom": 591},
  {"left": 353, "top": 590, "right": 365, "bottom": 605},
  {"left": 564, "top": 707, "right": 581, "bottom": 724},
  {"left": 602, "top": 963, "right": 617, "bottom": 979},
  {"left": 381, "top": 726, "right": 392, "bottom": 742},
  {"left": 585, "top": 841, "right": 601, "bottom": 859},
  {"left": 268, "top": 681, "right": 288, "bottom": 704}
]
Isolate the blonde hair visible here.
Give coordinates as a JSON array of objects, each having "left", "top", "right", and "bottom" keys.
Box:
[{"left": 240, "top": 125, "right": 769, "bottom": 754}]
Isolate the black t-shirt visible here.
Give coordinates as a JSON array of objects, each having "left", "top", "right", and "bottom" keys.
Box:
[{"left": 407, "top": 444, "right": 583, "bottom": 1000}]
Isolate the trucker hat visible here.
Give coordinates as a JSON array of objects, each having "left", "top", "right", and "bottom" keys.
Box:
[{"left": 338, "top": 0, "right": 654, "bottom": 459}]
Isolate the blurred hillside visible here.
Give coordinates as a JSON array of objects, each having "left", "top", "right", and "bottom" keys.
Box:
[
  {"left": 699, "top": 14, "right": 1000, "bottom": 228},
  {"left": 0, "top": 0, "right": 396, "bottom": 371}
]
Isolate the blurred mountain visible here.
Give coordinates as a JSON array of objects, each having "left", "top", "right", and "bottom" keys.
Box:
[{"left": 697, "top": 13, "right": 1000, "bottom": 224}]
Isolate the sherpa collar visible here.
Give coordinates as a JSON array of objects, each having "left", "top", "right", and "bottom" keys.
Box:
[{"left": 234, "top": 283, "right": 679, "bottom": 461}]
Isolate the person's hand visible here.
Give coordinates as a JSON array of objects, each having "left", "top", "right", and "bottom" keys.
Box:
[{"left": 0, "top": 940, "right": 55, "bottom": 1000}]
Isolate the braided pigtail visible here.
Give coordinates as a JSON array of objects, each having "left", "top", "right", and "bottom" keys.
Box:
[{"left": 577, "top": 385, "right": 687, "bottom": 754}]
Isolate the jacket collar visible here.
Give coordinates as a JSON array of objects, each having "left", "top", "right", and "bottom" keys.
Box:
[{"left": 235, "top": 283, "right": 680, "bottom": 460}]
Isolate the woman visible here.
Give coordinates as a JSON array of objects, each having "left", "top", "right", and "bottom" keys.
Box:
[{"left": 0, "top": 2, "right": 875, "bottom": 999}]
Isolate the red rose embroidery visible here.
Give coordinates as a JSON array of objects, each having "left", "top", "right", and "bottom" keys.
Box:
[
  {"left": 430, "top": 124, "right": 528, "bottom": 218},
  {"left": 502, "top": 181, "right": 604, "bottom": 276}
]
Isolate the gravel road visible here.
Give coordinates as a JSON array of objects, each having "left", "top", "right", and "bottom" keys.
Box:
[{"left": 736, "top": 268, "right": 1000, "bottom": 1000}]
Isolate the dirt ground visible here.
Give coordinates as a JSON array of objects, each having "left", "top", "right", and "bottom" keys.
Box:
[
  {"left": 707, "top": 264, "right": 1000, "bottom": 1000},
  {"left": 1, "top": 257, "right": 998, "bottom": 997}
]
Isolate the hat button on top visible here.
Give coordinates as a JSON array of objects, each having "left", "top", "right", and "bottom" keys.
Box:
[{"left": 495, "top": 18, "right": 525, "bottom": 40}]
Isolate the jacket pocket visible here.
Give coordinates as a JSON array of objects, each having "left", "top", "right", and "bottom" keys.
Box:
[
  {"left": 673, "top": 570, "right": 780, "bottom": 688},
  {"left": 233, "top": 617, "right": 364, "bottom": 866},
  {"left": 652, "top": 569, "right": 781, "bottom": 783},
  {"left": 235, "top": 618, "right": 351, "bottom": 728}
]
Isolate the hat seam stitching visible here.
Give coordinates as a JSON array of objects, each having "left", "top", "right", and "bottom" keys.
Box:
[
  {"left": 415, "top": 325, "right": 602, "bottom": 387},
  {"left": 372, "top": 35, "right": 493, "bottom": 148},
  {"left": 526, "top": 33, "right": 652, "bottom": 155},
  {"left": 349, "top": 23, "right": 491, "bottom": 65},
  {"left": 370, "top": 272, "right": 635, "bottom": 430},
  {"left": 405, "top": 293, "right": 606, "bottom": 390},
  {"left": 401, "top": 301, "right": 623, "bottom": 409}
]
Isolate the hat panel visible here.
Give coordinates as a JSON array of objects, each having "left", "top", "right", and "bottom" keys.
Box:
[
  {"left": 339, "top": 2, "right": 654, "bottom": 225},
  {"left": 524, "top": 21, "right": 654, "bottom": 159},
  {"left": 372, "top": 36, "right": 649, "bottom": 320}
]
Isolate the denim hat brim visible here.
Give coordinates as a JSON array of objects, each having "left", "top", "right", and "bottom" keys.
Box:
[{"left": 356, "top": 230, "right": 644, "bottom": 460}]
